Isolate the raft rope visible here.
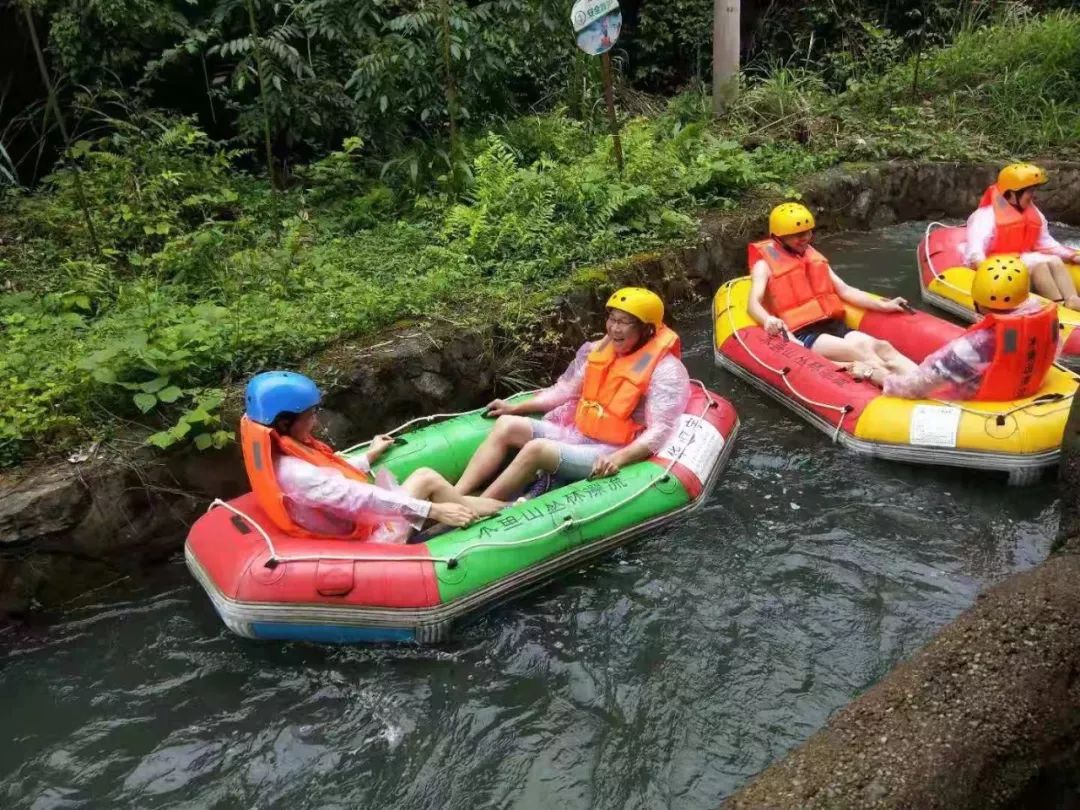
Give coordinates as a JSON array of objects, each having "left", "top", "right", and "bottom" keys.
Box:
[
  {"left": 208, "top": 379, "right": 719, "bottom": 570},
  {"left": 339, "top": 394, "right": 539, "bottom": 455},
  {"left": 718, "top": 280, "right": 853, "bottom": 443},
  {"left": 922, "top": 221, "right": 978, "bottom": 300}
]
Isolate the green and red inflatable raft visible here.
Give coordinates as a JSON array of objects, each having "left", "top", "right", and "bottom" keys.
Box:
[{"left": 185, "top": 385, "right": 738, "bottom": 644}]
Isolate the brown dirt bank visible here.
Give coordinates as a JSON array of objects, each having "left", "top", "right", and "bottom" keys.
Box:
[{"left": 723, "top": 540, "right": 1080, "bottom": 809}]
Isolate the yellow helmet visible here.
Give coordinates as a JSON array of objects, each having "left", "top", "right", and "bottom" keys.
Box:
[
  {"left": 606, "top": 287, "right": 664, "bottom": 327},
  {"left": 971, "top": 255, "right": 1030, "bottom": 311},
  {"left": 769, "top": 203, "right": 816, "bottom": 237},
  {"left": 997, "top": 163, "right": 1048, "bottom": 194}
]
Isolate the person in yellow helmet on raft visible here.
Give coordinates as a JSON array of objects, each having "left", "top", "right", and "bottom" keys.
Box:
[
  {"left": 850, "top": 256, "right": 1059, "bottom": 400},
  {"left": 747, "top": 203, "right": 919, "bottom": 377},
  {"left": 964, "top": 163, "right": 1080, "bottom": 310},
  {"left": 453, "top": 287, "right": 690, "bottom": 501}
]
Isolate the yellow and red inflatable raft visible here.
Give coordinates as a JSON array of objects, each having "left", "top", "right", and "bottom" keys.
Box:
[
  {"left": 713, "top": 276, "right": 1077, "bottom": 484},
  {"left": 917, "top": 222, "right": 1080, "bottom": 362}
]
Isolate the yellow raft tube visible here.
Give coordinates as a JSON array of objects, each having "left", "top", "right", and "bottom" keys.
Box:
[{"left": 714, "top": 276, "right": 1078, "bottom": 485}]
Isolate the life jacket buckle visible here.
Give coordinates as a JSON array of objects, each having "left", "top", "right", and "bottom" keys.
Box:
[{"left": 581, "top": 399, "right": 606, "bottom": 417}]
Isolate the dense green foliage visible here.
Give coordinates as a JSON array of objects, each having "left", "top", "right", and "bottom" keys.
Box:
[
  {"left": 1, "top": 9, "right": 1079, "bottom": 467},
  {"left": 13, "top": 0, "right": 1071, "bottom": 181}
]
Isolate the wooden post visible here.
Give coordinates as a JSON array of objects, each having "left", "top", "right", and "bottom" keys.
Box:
[
  {"left": 911, "top": 2, "right": 926, "bottom": 99},
  {"left": 600, "top": 52, "right": 624, "bottom": 172},
  {"left": 712, "top": 0, "right": 739, "bottom": 115}
]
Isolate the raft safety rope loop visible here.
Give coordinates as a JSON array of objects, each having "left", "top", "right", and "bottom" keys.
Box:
[
  {"left": 339, "top": 391, "right": 542, "bottom": 455},
  {"left": 719, "top": 280, "right": 853, "bottom": 442},
  {"left": 922, "top": 222, "right": 977, "bottom": 299},
  {"left": 206, "top": 498, "right": 454, "bottom": 567},
  {"left": 209, "top": 380, "right": 719, "bottom": 570}
]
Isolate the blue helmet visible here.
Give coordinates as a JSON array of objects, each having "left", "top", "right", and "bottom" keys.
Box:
[{"left": 245, "top": 371, "right": 321, "bottom": 426}]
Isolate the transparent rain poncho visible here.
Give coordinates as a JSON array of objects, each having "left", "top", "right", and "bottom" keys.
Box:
[
  {"left": 274, "top": 453, "right": 429, "bottom": 544},
  {"left": 882, "top": 299, "right": 1052, "bottom": 400}
]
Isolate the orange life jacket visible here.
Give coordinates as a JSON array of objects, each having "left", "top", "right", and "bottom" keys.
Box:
[
  {"left": 239, "top": 415, "right": 373, "bottom": 538},
  {"left": 966, "top": 303, "right": 1058, "bottom": 401},
  {"left": 978, "top": 184, "right": 1043, "bottom": 256},
  {"left": 749, "top": 238, "right": 845, "bottom": 332},
  {"left": 574, "top": 324, "right": 682, "bottom": 446}
]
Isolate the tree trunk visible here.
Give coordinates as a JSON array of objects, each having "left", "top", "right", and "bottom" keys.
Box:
[{"left": 712, "top": 0, "right": 740, "bottom": 115}]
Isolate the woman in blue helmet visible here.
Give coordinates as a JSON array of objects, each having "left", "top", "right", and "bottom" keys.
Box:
[{"left": 241, "top": 372, "right": 505, "bottom": 543}]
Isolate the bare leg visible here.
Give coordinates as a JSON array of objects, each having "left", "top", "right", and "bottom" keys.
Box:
[
  {"left": 454, "top": 415, "right": 534, "bottom": 495},
  {"left": 462, "top": 495, "right": 507, "bottom": 517},
  {"left": 404, "top": 467, "right": 505, "bottom": 515},
  {"left": 810, "top": 333, "right": 878, "bottom": 364},
  {"left": 869, "top": 338, "right": 918, "bottom": 375},
  {"left": 481, "top": 439, "right": 561, "bottom": 501},
  {"left": 1047, "top": 257, "right": 1080, "bottom": 310},
  {"left": 1029, "top": 260, "right": 1067, "bottom": 302}
]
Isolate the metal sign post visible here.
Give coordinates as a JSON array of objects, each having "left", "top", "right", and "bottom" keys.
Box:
[{"left": 571, "top": 0, "right": 624, "bottom": 172}]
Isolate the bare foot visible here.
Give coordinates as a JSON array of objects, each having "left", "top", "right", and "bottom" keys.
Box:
[
  {"left": 1064, "top": 295, "right": 1080, "bottom": 312},
  {"left": 464, "top": 495, "right": 507, "bottom": 517},
  {"left": 839, "top": 361, "right": 876, "bottom": 382}
]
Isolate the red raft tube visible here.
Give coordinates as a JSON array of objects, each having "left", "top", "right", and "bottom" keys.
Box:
[
  {"left": 185, "top": 384, "right": 739, "bottom": 644},
  {"left": 917, "top": 222, "right": 1080, "bottom": 362}
]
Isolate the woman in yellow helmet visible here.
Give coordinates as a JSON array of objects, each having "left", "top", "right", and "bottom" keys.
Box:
[
  {"left": 853, "top": 257, "right": 1059, "bottom": 400},
  {"left": 747, "top": 203, "right": 918, "bottom": 376},
  {"left": 454, "top": 287, "right": 690, "bottom": 500},
  {"left": 965, "top": 163, "right": 1080, "bottom": 310}
]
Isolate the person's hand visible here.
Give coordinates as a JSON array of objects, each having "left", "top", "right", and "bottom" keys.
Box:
[
  {"left": 764, "top": 316, "right": 786, "bottom": 336},
  {"left": 484, "top": 399, "right": 517, "bottom": 418},
  {"left": 877, "top": 296, "right": 908, "bottom": 313},
  {"left": 367, "top": 434, "right": 395, "bottom": 459},
  {"left": 590, "top": 455, "right": 621, "bottom": 479},
  {"left": 429, "top": 502, "right": 479, "bottom": 527},
  {"left": 1071, "top": 251, "right": 1080, "bottom": 266}
]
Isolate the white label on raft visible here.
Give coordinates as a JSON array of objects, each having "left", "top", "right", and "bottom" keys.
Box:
[
  {"left": 656, "top": 415, "right": 725, "bottom": 483},
  {"left": 909, "top": 404, "right": 962, "bottom": 448}
]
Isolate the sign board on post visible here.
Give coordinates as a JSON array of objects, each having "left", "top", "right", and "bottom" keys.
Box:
[
  {"left": 570, "top": 0, "right": 624, "bottom": 171},
  {"left": 571, "top": 0, "right": 622, "bottom": 56}
]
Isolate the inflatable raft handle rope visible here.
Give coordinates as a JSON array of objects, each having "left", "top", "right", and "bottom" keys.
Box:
[
  {"left": 922, "top": 221, "right": 978, "bottom": 299},
  {"left": 207, "top": 379, "right": 718, "bottom": 571},
  {"left": 336, "top": 395, "right": 539, "bottom": 455},
  {"left": 716, "top": 278, "right": 1075, "bottom": 442}
]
